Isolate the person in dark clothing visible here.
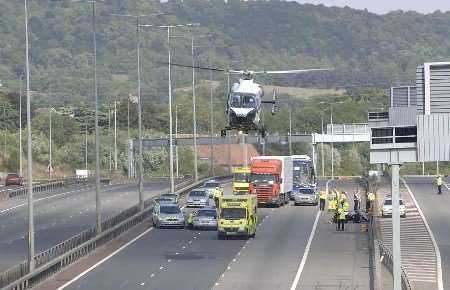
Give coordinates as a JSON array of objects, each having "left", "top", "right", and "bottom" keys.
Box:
[{"left": 353, "top": 192, "right": 361, "bottom": 212}]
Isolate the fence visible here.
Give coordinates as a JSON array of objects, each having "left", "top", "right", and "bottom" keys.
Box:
[
  {"left": 376, "top": 240, "right": 412, "bottom": 290},
  {"left": 369, "top": 198, "right": 412, "bottom": 290},
  {"left": 0, "top": 176, "right": 109, "bottom": 201},
  {"left": 0, "top": 175, "right": 229, "bottom": 290}
]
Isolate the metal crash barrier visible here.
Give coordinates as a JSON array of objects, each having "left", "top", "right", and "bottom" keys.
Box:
[
  {"left": 0, "top": 175, "right": 230, "bottom": 290},
  {"left": 0, "top": 176, "right": 110, "bottom": 201},
  {"left": 376, "top": 240, "right": 412, "bottom": 290}
]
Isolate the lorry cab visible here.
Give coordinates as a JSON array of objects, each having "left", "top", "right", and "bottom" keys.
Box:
[
  {"left": 232, "top": 167, "right": 251, "bottom": 195},
  {"left": 217, "top": 195, "right": 257, "bottom": 239},
  {"left": 249, "top": 156, "right": 293, "bottom": 207}
]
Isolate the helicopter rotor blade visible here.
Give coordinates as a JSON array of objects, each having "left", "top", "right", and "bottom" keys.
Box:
[
  {"left": 227, "top": 70, "right": 245, "bottom": 74},
  {"left": 159, "top": 62, "right": 226, "bottom": 72},
  {"left": 253, "top": 68, "right": 334, "bottom": 74}
]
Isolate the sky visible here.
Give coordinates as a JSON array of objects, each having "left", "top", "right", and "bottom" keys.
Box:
[{"left": 296, "top": 0, "right": 450, "bottom": 14}]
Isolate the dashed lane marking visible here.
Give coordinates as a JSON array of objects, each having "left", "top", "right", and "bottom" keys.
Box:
[
  {"left": 289, "top": 210, "right": 321, "bottom": 290},
  {"left": 56, "top": 227, "right": 154, "bottom": 290}
]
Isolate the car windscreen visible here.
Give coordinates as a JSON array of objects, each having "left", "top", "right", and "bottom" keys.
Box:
[
  {"left": 190, "top": 191, "right": 206, "bottom": 197},
  {"left": 250, "top": 174, "right": 276, "bottom": 183},
  {"left": 204, "top": 182, "right": 220, "bottom": 188},
  {"left": 197, "top": 210, "right": 217, "bottom": 218},
  {"left": 157, "top": 198, "right": 173, "bottom": 202},
  {"left": 162, "top": 194, "right": 177, "bottom": 198},
  {"left": 221, "top": 208, "right": 246, "bottom": 219},
  {"left": 233, "top": 173, "right": 249, "bottom": 182},
  {"left": 384, "top": 200, "right": 404, "bottom": 205},
  {"left": 299, "top": 188, "right": 315, "bottom": 195},
  {"left": 160, "top": 206, "right": 181, "bottom": 214}
]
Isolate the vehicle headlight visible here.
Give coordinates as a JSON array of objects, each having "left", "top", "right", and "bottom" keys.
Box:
[
  {"left": 238, "top": 226, "right": 247, "bottom": 231},
  {"left": 200, "top": 199, "right": 206, "bottom": 202}
]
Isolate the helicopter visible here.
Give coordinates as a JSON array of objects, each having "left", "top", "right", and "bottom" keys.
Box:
[{"left": 168, "top": 63, "right": 332, "bottom": 137}]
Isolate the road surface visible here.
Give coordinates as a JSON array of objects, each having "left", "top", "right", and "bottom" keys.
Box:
[
  {"left": 0, "top": 179, "right": 175, "bottom": 272},
  {"left": 37, "top": 179, "right": 369, "bottom": 290},
  {"left": 403, "top": 176, "right": 449, "bottom": 289}
]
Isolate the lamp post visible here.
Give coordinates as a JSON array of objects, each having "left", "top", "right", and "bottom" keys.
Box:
[
  {"left": 19, "top": 76, "right": 24, "bottom": 177},
  {"left": 90, "top": 0, "right": 101, "bottom": 235},
  {"left": 85, "top": 123, "right": 88, "bottom": 171},
  {"left": 24, "top": 0, "right": 35, "bottom": 271},
  {"left": 321, "top": 114, "right": 325, "bottom": 177},
  {"left": 289, "top": 106, "right": 292, "bottom": 155},
  {"left": 171, "top": 33, "right": 212, "bottom": 181},
  {"left": 3, "top": 106, "right": 6, "bottom": 159},
  {"left": 330, "top": 104, "right": 334, "bottom": 180},
  {"left": 328, "top": 102, "right": 344, "bottom": 179},
  {"left": 114, "top": 99, "right": 117, "bottom": 171},
  {"left": 175, "top": 104, "right": 179, "bottom": 178},
  {"left": 49, "top": 108, "right": 54, "bottom": 179},
  {"left": 110, "top": 12, "right": 165, "bottom": 209},
  {"left": 140, "top": 23, "right": 199, "bottom": 192}
]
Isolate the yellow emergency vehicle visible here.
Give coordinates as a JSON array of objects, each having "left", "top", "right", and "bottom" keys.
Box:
[
  {"left": 232, "top": 167, "right": 251, "bottom": 195},
  {"left": 217, "top": 195, "right": 257, "bottom": 239}
]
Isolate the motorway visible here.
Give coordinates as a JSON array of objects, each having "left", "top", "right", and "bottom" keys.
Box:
[
  {"left": 403, "top": 176, "right": 450, "bottom": 289},
  {"left": 39, "top": 179, "right": 369, "bottom": 290},
  {"left": 0, "top": 179, "right": 176, "bottom": 272}
]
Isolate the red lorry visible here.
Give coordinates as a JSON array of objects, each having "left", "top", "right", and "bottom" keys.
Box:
[{"left": 249, "top": 156, "right": 293, "bottom": 207}]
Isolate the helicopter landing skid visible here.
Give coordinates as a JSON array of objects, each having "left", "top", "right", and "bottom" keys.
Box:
[{"left": 220, "top": 126, "right": 266, "bottom": 138}]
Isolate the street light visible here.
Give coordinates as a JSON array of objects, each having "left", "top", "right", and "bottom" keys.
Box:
[
  {"left": 19, "top": 76, "right": 24, "bottom": 177},
  {"left": 49, "top": 0, "right": 104, "bottom": 234},
  {"left": 111, "top": 12, "right": 165, "bottom": 209},
  {"left": 289, "top": 106, "right": 293, "bottom": 155},
  {"left": 321, "top": 113, "right": 325, "bottom": 178},
  {"left": 24, "top": 0, "right": 35, "bottom": 271},
  {"left": 48, "top": 107, "right": 55, "bottom": 179},
  {"left": 175, "top": 104, "right": 179, "bottom": 178},
  {"left": 170, "top": 33, "right": 211, "bottom": 181},
  {"left": 140, "top": 23, "right": 199, "bottom": 192},
  {"left": 85, "top": 123, "right": 88, "bottom": 171}
]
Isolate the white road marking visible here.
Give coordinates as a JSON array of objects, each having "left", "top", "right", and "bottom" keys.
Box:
[
  {"left": 402, "top": 178, "right": 444, "bottom": 290},
  {"left": 0, "top": 183, "right": 120, "bottom": 215},
  {"left": 0, "top": 188, "right": 88, "bottom": 214},
  {"left": 289, "top": 210, "right": 321, "bottom": 290},
  {"left": 57, "top": 227, "right": 154, "bottom": 290}
]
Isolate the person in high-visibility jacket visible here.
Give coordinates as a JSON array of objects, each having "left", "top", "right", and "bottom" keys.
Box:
[
  {"left": 187, "top": 212, "right": 194, "bottom": 229},
  {"left": 328, "top": 190, "right": 337, "bottom": 211},
  {"left": 337, "top": 206, "right": 346, "bottom": 231},
  {"left": 213, "top": 187, "right": 223, "bottom": 207},
  {"left": 366, "top": 192, "right": 375, "bottom": 213},
  {"left": 342, "top": 199, "right": 350, "bottom": 213},
  {"left": 339, "top": 191, "right": 347, "bottom": 204},
  {"left": 437, "top": 175, "right": 443, "bottom": 195},
  {"left": 319, "top": 191, "right": 327, "bottom": 211}
]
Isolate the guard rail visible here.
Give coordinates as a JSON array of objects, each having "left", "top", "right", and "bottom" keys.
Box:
[
  {"left": 0, "top": 176, "right": 110, "bottom": 201},
  {"left": 0, "top": 175, "right": 229, "bottom": 290},
  {"left": 376, "top": 240, "right": 412, "bottom": 290}
]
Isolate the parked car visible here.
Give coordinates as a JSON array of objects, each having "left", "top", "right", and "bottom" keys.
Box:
[
  {"left": 160, "top": 192, "right": 179, "bottom": 204},
  {"left": 152, "top": 197, "right": 177, "bottom": 207},
  {"left": 186, "top": 189, "right": 210, "bottom": 208},
  {"left": 152, "top": 204, "right": 185, "bottom": 228},
  {"left": 187, "top": 207, "right": 218, "bottom": 229},
  {"left": 203, "top": 180, "right": 222, "bottom": 198},
  {"left": 293, "top": 186, "right": 318, "bottom": 206},
  {"left": 381, "top": 198, "right": 406, "bottom": 218},
  {"left": 5, "top": 173, "right": 23, "bottom": 186}
]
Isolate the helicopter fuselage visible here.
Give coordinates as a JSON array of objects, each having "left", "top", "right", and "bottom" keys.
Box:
[{"left": 226, "top": 79, "right": 263, "bottom": 133}]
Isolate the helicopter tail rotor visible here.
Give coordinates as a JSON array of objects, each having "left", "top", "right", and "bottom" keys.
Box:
[{"left": 271, "top": 88, "right": 278, "bottom": 115}]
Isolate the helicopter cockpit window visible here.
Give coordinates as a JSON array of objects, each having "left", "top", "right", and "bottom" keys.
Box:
[
  {"left": 242, "top": 95, "right": 256, "bottom": 108},
  {"left": 230, "top": 95, "right": 241, "bottom": 107}
]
